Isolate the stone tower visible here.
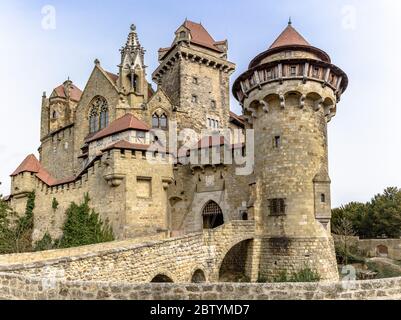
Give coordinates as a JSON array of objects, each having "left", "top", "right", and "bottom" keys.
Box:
[
  {"left": 233, "top": 21, "right": 348, "bottom": 281},
  {"left": 152, "top": 20, "right": 236, "bottom": 134}
]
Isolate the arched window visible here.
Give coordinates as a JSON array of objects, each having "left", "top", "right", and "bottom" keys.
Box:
[
  {"left": 152, "top": 112, "right": 168, "bottom": 130},
  {"left": 152, "top": 114, "right": 159, "bottom": 128},
  {"left": 202, "top": 201, "right": 224, "bottom": 229},
  {"left": 88, "top": 96, "right": 108, "bottom": 134},
  {"left": 159, "top": 114, "right": 168, "bottom": 129}
]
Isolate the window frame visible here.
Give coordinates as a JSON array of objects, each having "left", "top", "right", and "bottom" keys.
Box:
[{"left": 269, "top": 198, "right": 286, "bottom": 216}]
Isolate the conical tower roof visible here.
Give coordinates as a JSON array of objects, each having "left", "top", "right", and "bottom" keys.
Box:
[
  {"left": 269, "top": 22, "right": 311, "bottom": 49},
  {"left": 249, "top": 21, "right": 331, "bottom": 68}
]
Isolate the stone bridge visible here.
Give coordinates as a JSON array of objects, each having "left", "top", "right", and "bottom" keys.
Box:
[{"left": 0, "top": 221, "right": 256, "bottom": 284}]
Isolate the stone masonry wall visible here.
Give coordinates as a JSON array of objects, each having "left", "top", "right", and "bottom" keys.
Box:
[
  {"left": 1, "top": 273, "right": 401, "bottom": 300},
  {"left": 0, "top": 221, "right": 255, "bottom": 284}
]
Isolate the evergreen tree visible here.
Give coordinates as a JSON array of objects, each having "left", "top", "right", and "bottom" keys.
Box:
[{"left": 58, "top": 193, "right": 114, "bottom": 248}]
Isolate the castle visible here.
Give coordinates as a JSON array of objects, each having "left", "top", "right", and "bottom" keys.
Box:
[{"left": 6, "top": 19, "right": 348, "bottom": 282}]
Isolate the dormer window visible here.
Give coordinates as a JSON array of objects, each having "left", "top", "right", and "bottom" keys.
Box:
[{"left": 179, "top": 31, "right": 186, "bottom": 39}]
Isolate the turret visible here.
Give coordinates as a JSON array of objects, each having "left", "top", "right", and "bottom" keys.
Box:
[{"left": 233, "top": 21, "right": 348, "bottom": 281}]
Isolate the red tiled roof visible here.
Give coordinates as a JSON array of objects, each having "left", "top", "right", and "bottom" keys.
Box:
[
  {"left": 52, "top": 82, "right": 82, "bottom": 102},
  {"left": 11, "top": 154, "right": 56, "bottom": 185},
  {"left": 86, "top": 113, "right": 150, "bottom": 143},
  {"left": 148, "top": 84, "right": 155, "bottom": 99},
  {"left": 269, "top": 24, "right": 310, "bottom": 49},
  {"left": 181, "top": 20, "right": 224, "bottom": 53},
  {"left": 229, "top": 111, "right": 246, "bottom": 127},
  {"left": 101, "top": 140, "right": 151, "bottom": 152}
]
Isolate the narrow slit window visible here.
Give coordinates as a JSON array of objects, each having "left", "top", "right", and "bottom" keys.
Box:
[
  {"left": 321, "top": 193, "right": 326, "bottom": 203},
  {"left": 274, "top": 136, "right": 281, "bottom": 148}
]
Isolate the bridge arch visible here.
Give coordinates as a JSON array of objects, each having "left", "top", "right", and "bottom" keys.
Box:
[
  {"left": 149, "top": 271, "right": 175, "bottom": 283},
  {"left": 217, "top": 237, "right": 254, "bottom": 282}
]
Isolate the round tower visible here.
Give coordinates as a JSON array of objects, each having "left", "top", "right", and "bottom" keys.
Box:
[{"left": 233, "top": 21, "right": 348, "bottom": 281}]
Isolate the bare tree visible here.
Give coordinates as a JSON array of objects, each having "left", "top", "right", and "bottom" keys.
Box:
[{"left": 333, "top": 218, "right": 356, "bottom": 265}]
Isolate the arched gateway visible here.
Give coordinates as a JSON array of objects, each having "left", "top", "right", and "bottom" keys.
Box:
[{"left": 202, "top": 201, "right": 224, "bottom": 229}]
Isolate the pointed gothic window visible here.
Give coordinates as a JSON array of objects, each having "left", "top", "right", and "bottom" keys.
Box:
[
  {"left": 160, "top": 114, "right": 168, "bottom": 129},
  {"left": 152, "top": 113, "right": 168, "bottom": 130},
  {"left": 88, "top": 96, "right": 109, "bottom": 134},
  {"left": 152, "top": 114, "right": 159, "bottom": 128}
]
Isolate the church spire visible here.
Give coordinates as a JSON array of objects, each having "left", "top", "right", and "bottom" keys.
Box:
[
  {"left": 120, "top": 23, "right": 145, "bottom": 69},
  {"left": 118, "top": 23, "right": 149, "bottom": 104},
  {"left": 126, "top": 24, "right": 140, "bottom": 48}
]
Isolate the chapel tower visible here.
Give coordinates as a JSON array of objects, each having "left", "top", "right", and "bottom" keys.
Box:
[
  {"left": 118, "top": 24, "right": 150, "bottom": 109},
  {"left": 233, "top": 21, "right": 348, "bottom": 281}
]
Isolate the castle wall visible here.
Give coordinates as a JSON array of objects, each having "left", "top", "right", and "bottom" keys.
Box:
[
  {"left": 2, "top": 273, "right": 401, "bottom": 300},
  {"left": 39, "top": 125, "right": 75, "bottom": 180},
  {"left": 10, "top": 149, "right": 174, "bottom": 242}
]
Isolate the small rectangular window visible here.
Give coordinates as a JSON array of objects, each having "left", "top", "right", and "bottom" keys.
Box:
[
  {"left": 192, "top": 95, "right": 198, "bottom": 103},
  {"left": 273, "top": 136, "right": 281, "bottom": 148},
  {"left": 290, "top": 66, "right": 297, "bottom": 76},
  {"left": 211, "top": 100, "right": 216, "bottom": 109},
  {"left": 193, "top": 77, "right": 198, "bottom": 84},
  {"left": 269, "top": 198, "right": 286, "bottom": 216},
  {"left": 321, "top": 193, "right": 326, "bottom": 203}
]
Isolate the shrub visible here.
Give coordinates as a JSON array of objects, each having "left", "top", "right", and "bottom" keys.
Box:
[
  {"left": 58, "top": 193, "right": 114, "bottom": 248},
  {"left": 34, "top": 232, "right": 54, "bottom": 251},
  {"left": 259, "top": 267, "right": 321, "bottom": 283},
  {"left": 290, "top": 267, "right": 321, "bottom": 282}
]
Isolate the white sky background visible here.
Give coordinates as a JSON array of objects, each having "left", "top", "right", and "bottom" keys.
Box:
[{"left": 0, "top": 0, "right": 401, "bottom": 208}]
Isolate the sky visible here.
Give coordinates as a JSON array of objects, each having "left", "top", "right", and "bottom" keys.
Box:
[{"left": 0, "top": 0, "right": 400, "bottom": 207}]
